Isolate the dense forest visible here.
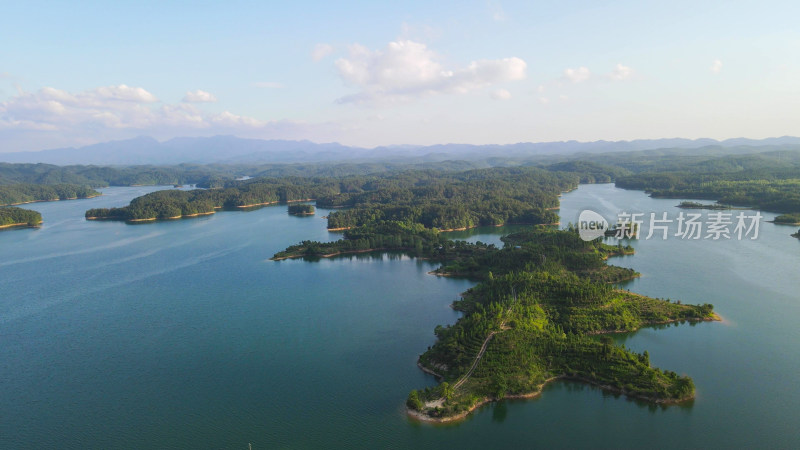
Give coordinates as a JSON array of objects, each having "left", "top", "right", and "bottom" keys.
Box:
[
  {"left": 84, "top": 167, "right": 586, "bottom": 226},
  {"left": 577, "top": 149, "right": 800, "bottom": 214},
  {"left": 86, "top": 177, "right": 339, "bottom": 221},
  {"left": 319, "top": 168, "right": 575, "bottom": 230},
  {"left": 407, "top": 230, "right": 715, "bottom": 420},
  {"left": 0, "top": 206, "right": 42, "bottom": 228},
  {"left": 774, "top": 213, "right": 800, "bottom": 224},
  {"left": 0, "top": 183, "right": 100, "bottom": 206},
  {"left": 288, "top": 204, "right": 315, "bottom": 215},
  {"left": 616, "top": 174, "right": 800, "bottom": 213},
  {"left": 268, "top": 172, "right": 716, "bottom": 421},
  {"left": 0, "top": 162, "right": 229, "bottom": 188}
]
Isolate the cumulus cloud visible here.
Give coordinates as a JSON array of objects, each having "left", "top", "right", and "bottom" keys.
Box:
[
  {"left": 564, "top": 66, "right": 591, "bottom": 83},
  {"left": 182, "top": 89, "right": 217, "bottom": 103},
  {"left": 253, "top": 81, "right": 284, "bottom": 89},
  {"left": 311, "top": 43, "right": 334, "bottom": 61},
  {"left": 0, "top": 84, "right": 266, "bottom": 133},
  {"left": 94, "top": 84, "right": 158, "bottom": 103},
  {"left": 711, "top": 59, "right": 723, "bottom": 74},
  {"left": 334, "top": 40, "right": 526, "bottom": 104},
  {"left": 609, "top": 63, "right": 633, "bottom": 80},
  {"left": 0, "top": 84, "right": 344, "bottom": 151},
  {"left": 490, "top": 89, "right": 512, "bottom": 100}
]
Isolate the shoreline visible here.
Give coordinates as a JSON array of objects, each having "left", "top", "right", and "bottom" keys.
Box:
[
  {"left": 438, "top": 222, "right": 559, "bottom": 233},
  {"left": 86, "top": 211, "right": 216, "bottom": 222},
  {"left": 408, "top": 305, "right": 718, "bottom": 423},
  {"left": 3, "top": 193, "right": 101, "bottom": 207},
  {"left": 585, "top": 313, "right": 721, "bottom": 335},
  {"left": 0, "top": 221, "right": 42, "bottom": 230},
  {"left": 236, "top": 198, "right": 316, "bottom": 209},
  {"left": 407, "top": 376, "right": 564, "bottom": 423},
  {"left": 271, "top": 247, "right": 408, "bottom": 261},
  {"left": 408, "top": 366, "right": 699, "bottom": 423}
]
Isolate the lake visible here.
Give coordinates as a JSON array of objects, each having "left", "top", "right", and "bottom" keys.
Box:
[{"left": 1, "top": 184, "right": 798, "bottom": 449}]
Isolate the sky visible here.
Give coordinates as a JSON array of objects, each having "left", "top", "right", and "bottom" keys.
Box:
[{"left": 1, "top": 0, "right": 799, "bottom": 152}]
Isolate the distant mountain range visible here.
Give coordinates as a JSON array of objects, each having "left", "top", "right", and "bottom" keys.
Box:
[{"left": 2, "top": 135, "right": 800, "bottom": 165}]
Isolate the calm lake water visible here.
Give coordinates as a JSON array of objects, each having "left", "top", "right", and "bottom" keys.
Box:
[{"left": 1, "top": 184, "right": 798, "bottom": 449}]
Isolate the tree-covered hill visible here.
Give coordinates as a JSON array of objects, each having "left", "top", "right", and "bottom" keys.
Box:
[
  {"left": 0, "top": 206, "right": 42, "bottom": 228},
  {"left": 0, "top": 184, "right": 100, "bottom": 206}
]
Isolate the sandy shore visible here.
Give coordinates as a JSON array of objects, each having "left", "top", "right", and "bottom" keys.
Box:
[
  {"left": 0, "top": 221, "right": 42, "bottom": 229},
  {"left": 87, "top": 211, "right": 215, "bottom": 222},
  {"left": 4, "top": 193, "right": 101, "bottom": 207},
  {"left": 407, "top": 376, "right": 564, "bottom": 423},
  {"left": 407, "top": 369, "right": 698, "bottom": 423},
  {"left": 271, "top": 247, "right": 405, "bottom": 261}
]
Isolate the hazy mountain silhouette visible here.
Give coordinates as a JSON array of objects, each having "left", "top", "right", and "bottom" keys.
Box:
[{"left": 2, "top": 135, "right": 800, "bottom": 165}]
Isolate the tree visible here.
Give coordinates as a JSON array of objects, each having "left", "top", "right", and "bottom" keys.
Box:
[
  {"left": 406, "top": 390, "right": 424, "bottom": 411},
  {"left": 441, "top": 382, "right": 454, "bottom": 401}
]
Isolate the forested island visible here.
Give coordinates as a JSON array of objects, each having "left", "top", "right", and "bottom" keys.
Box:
[
  {"left": 85, "top": 178, "right": 335, "bottom": 221},
  {"left": 406, "top": 229, "right": 715, "bottom": 421},
  {"left": 774, "top": 213, "right": 800, "bottom": 225},
  {"left": 0, "top": 206, "right": 43, "bottom": 229},
  {"left": 83, "top": 167, "right": 581, "bottom": 226},
  {"left": 677, "top": 201, "right": 731, "bottom": 210},
  {"left": 611, "top": 152, "right": 800, "bottom": 214},
  {"left": 275, "top": 222, "right": 716, "bottom": 421},
  {"left": 288, "top": 204, "right": 315, "bottom": 215},
  {"left": 318, "top": 168, "right": 573, "bottom": 230},
  {"left": 0, "top": 183, "right": 100, "bottom": 206},
  {"left": 15, "top": 146, "right": 789, "bottom": 423},
  {"left": 267, "top": 165, "right": 718, "bottom": 421}
]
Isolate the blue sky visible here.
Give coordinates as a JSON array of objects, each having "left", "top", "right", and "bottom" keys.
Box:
[{"left": 1, "top": 0, "right": 799, "bottom": 151}]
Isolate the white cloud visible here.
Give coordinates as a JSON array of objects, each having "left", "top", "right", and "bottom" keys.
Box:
[
  {"left": 711, "top": 59, "right": 723, "bottom": 74},
  {"left": 182, "top": 89, "right": 218, "bottom": 103},
  {"left": 253, "top": 81, "right": 284, "bottom": 89},
  {"left": 609, "top": 63, "right": 633, "bottom": 81},
  {"left": 334, "top": 40, "right": 526, "bottom": 104},
  {"left": 490, "top": 89, "right": 512, "bottom": 100},
  {"left": 564, "top": 66, "right": 591, "bottom": 83},
  {"left": 93, "top": 84, "right": 158, "bottom": 103},
  {"left": 0, "top": 84, "right": 262, "bottom": 133},
  {"left": 0, "top": 83, "right": 345, "bottom": 151},
  {"left": 311, "top": 43, "right": 334, "bottom": 62},
  {"left": 538, "top": 97, "right": 550, "bottom": 105}
]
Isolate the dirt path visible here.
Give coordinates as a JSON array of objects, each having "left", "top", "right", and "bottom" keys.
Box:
[{"left": 453, "top": 329, "right": 498, "bottom": 389}]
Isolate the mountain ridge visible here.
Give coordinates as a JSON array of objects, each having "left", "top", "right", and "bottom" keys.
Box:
[{"left": 2, "top": 135, "right": 800, "bottom": 165}]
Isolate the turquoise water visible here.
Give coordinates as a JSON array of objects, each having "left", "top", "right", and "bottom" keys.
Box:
[{"left": 1, "top": 184, "right": 798, "bottom": 449}]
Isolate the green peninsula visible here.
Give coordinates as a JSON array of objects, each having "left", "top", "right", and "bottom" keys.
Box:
[
  {"left": 288, "top": 204, "right": 315, "bottom": 215},
  {"left": 0, "top": 183, "right": 100, "bottom": 206},
  {"left": 407, "top": 229, "right": 715, "bottom": 422},
  {"left": 264, "top": 164, "right": 719, "bottom": 421},
  {"left": 0, "top": 206, "right": 43, "bottom": 229},
  {"left": 85, "top": 178, "right": 332, "bottom": 221},
  {"left": 677, "top": 201, "right": 732, "bottom": 210},
  {"left": 274, "top": 221, "right": 716, "bottom": 422}
]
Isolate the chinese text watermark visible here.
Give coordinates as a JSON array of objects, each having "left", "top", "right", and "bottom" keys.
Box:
[{"left": 578, "top": 210, "right": 763, "bottom": 242}]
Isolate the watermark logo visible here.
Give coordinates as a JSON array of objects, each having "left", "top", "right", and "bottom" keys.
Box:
[
  {"left": 577, "top": 209, "right": 763, "bottom": 241},
  {"left": 578, "top": 209, "right": 609, "bottom": 241}
]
